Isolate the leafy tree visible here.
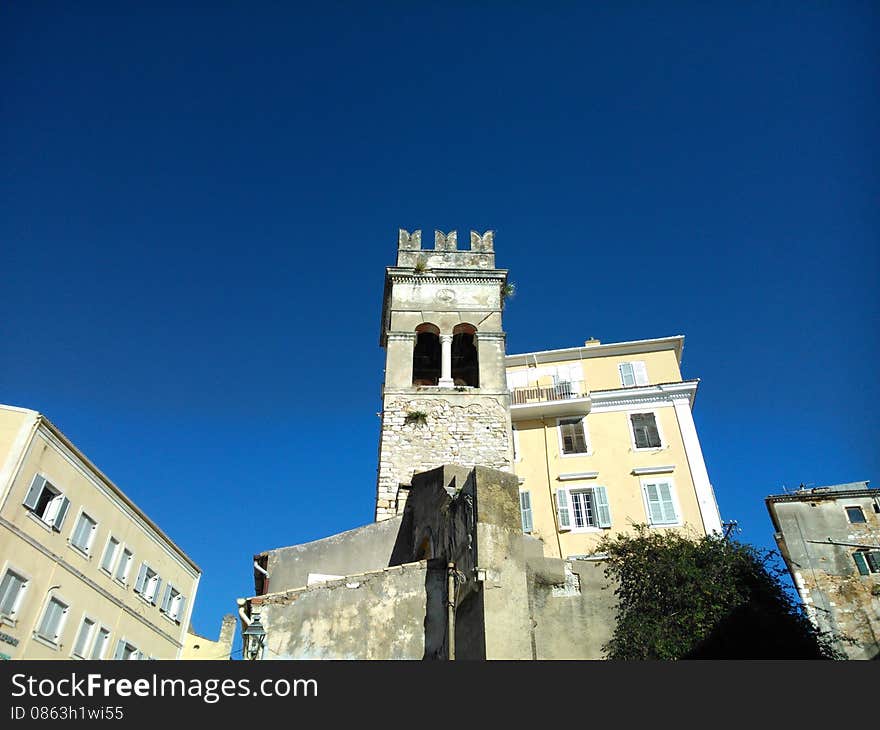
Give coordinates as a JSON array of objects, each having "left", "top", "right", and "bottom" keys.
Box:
[{"left": 597, "top": 525, "right": 843, "bottom": 659}]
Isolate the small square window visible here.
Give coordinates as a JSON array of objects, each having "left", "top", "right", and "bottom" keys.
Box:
[
  {"left": 631, "top": 413, "right": 661, "bottom": 449},
  {"left": 559, "top": 418, "right": 588, "bottom": 455},
  {"left": 845, "top": 506, "right": 866, "bottom": 524}
]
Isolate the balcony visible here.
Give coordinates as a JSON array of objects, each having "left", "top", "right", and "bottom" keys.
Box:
[{"left": 509, "top": 380, "right": 591, "bottom": 420}]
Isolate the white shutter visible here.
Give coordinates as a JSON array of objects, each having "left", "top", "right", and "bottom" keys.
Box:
[
  {"left": 619, "top": 362, "right": 635, "bottom": 387},
  {"left": 150, "top": 577, "right": 162, "bottom": 605},
  {"left": 174, "top": 595, "right": 187, "bottom": 622},
  {"left": 633, "top": 361, "right": 648, "bottom": 386},
  {"left": 594, "top": 486, "right": 612, "bottom": 528},
  {"left": 658, "top": 482, "right": 677, "bottom": 523},
  {"left": 73, "top": 618, "right": 95, "bottom": 657},
  {"left": 113, "top": 639, "right": 125, "bottom": 660},
  {"left": 133, "top": 564, "right": 148, "bottom": 594},
  {"left": 556, "top": 489, "right": 572, "bottom": 531},
  {"left": 644, "top": 483, "right": 664, "bottom": 524},
  {"left": 520, "top": 491, "right": 533, "bottom": 533},
  {"left": 160, "top": 584, "right": 173, "bottom": 613},
  {"left": 23, "top": 475, "right": 46, "bottom": 510},
  {"left": 52, "top": 496, "right": 70, "bottom": 530}
]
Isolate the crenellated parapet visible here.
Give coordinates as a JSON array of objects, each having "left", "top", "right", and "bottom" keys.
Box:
[{"left": 395, "top": 228, "right": 497, "bottom": 269}]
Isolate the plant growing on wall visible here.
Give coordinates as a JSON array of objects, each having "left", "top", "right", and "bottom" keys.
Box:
[
  {"left": 501, "top": 281, "right": 516, "bottom": 307},
  {"left": 413, "top": 256, "right": 428, "bottom": 274},
  {"left": 596, "top": 525, "right": 845, "bottom": 659},
  {"left": 404, "top": 410, "right": 428, "bottom": 426}
]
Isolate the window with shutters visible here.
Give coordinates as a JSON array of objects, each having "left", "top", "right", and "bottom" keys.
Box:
[
  {"left": 22, "top": 474, "right": 70, "bottom": 531},
  {"left": 159, "top": 583, "right": 187, "bottom": 622},
  {"left": 133, "top": 563, "right": 162, "bottom": 605},
  {"left": 71, "top": 616, "right": 96, "bottom": 659},
  {"left": 557, "top": 417, "right": 589, "bottom": 456},
  {"left": 619, "top": 361, "right": 648, "bottom": 387},
  {"left": 36, "top": 596, "right": 69, "bottom": 646},
  {"left": 113, "top": 638, "right": 143, "bottom": 660},
  {"left": 115, "top": 548, "right": 133, "bottom": 585},
  {"left": 519, "top": 491, "right": 533, "bottom": 533},
  {"left": 100, "top": 536, "right": 120, "bottom": 575},
  {"left": 0, "top": 568, "right": 28, "bottom": 623},
  {"left": 852, "top": 551, "right": 880, "bottom": 575},
  {"left": 630, "top": 412, "right": 662, "bottom": 449},
  {"left": 629, "top": 413, "right": 663, "bottom": 449},
  {"left": 90, "top": 626, "right": 111, "bottom": 660},
  {"left": 641, "top": 479, "right": 680, "bottom": 526},
  {"left": 69, "top": 512, "right": 97, "bottom": 555},
  {"left": 555, "top": 486, "right": 612, "bottom": 532}
]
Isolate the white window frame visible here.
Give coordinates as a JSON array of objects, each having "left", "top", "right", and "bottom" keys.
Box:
[
  {"left": 68, "top": 509, "right": 98, "bottom": 557},
  {"left": 34, "top": 593, "right": 71, "bottom": 648},
  {"left": 114, "top": 547, "right": 134, "bottom": 586},
  {"left": 0, "top": 563, "right": 30, "bottom": 627},
  {"left": 100, "top": 535, "right": 121, "bottom": 575},
  {"left": 619, "top": 361, "right": 649, "bottom": 387},
  {"left": 640, "top": 477, "right": 682, "bottom": 527},
  {"left": 556, "top": 417, "right": 591, "bottom": 458},
  {"left": 558, "top": 486, "right": 612, "bottom": 533},
  {"left": 844, "top": 505, "right": 867, "bottom": 524},
  {"left": 22, "top": 474, "right": 70, "bottom": 531},
  {"left": 628, "top": 409, "right": 665, "bottom": 451}
]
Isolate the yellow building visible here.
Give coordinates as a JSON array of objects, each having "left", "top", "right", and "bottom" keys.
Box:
[
  {"left": 0, "top": 404, "right": 200, "bottom": 659},
  {"left": 507, "top": 336, "right": 723, "bottom": 559}
]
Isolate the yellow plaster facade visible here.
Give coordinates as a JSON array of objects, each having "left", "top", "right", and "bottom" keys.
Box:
[
  {"left": 507, "top": 336, "right": 722, "bottom": 559},
  {"left": 0, "top": 405, "right": 200, "bottom": 660}
]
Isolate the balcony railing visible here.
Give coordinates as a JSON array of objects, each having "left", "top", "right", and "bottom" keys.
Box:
[{"left": 510, "top": 381, "right": 588, "bottom": 405}]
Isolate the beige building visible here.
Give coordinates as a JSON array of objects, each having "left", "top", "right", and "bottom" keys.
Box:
[
  {"left": 508, "top": 336, "right": 724, "bottom": 559},
  {"left": 0, "top": 404, "right": 200, "bottom": 659}
]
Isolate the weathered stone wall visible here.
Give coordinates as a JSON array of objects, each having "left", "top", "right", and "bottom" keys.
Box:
[
  {"left": 258, "top": 516, "right": 402, "bottom": 594},
  {"left": 770, "top": 488, "right": 880, "bottom": 660},
  {"left": 253, "top": 561, "right": 440, "bottom": 660},
  {"left": 375, "top": 394, "right": 511, "bottom": 520}
]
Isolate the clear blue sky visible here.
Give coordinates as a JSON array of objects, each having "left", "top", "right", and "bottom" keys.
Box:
[{"left": 2, "top": 3, "right": 877, "bottom": 651}]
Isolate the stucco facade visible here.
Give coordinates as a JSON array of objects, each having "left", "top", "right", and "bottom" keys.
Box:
[
  {"left": 508, "top": 337, "right": 723, "bottom": 560},
  {"left": 0, "top": 405, "right": 200, "bottom": 660},
  {"left": 767, "top": 482, "right": 880, "bottom": 660}
]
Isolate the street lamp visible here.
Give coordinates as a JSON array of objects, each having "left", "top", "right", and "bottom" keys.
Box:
[{"left": 242, "top": 614, "right": 266, "bottom": 660}]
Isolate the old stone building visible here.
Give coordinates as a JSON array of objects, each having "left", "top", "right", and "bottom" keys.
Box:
[
  {"left": 766, "top": 481, "right": 880, "bottom": 659},
  {"left": 241, "top": 229, "right": 725, "bottom": 660},
  {"left": 375, "top": 229, "right": 512, "bottom": 521}
]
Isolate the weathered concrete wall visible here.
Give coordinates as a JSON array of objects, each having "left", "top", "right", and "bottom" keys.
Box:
[
  {"left": 259, "top": 516, "right": 402, "bottom": 594},
  {"left": 528, "top": 559, "right": 617, "bottom": 660},
  {"left": 769, "top": 487, "right": 880, "bottom": 660},
  {"left": 253, "top": 561, "right": 439, "bottom": 660}
]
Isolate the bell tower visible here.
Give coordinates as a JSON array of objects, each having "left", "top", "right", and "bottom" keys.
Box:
[{"left": 375, "top": 228, "right": 513, "bottom": 521}]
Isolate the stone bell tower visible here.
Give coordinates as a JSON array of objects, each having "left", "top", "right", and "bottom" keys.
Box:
[{"left": 375, "top": 228, "right": 513, "bottom": 521}]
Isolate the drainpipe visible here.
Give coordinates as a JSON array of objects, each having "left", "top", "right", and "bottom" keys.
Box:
[{"left": 447, "top": 562, "right": 455, "bottom": 660}]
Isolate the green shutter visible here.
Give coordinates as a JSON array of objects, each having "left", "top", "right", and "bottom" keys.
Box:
[
  {"left": 853, "top": 552, "right": 870, "bottom": 576},
  {"left": 556, "top": 489, "right": 571, "bottom": 530},
  {"left": 520, "top": 491, "right": 533, "bottom": 533},
  {"left": 594, "top": 486, "right": 612, "bottom": 528}
]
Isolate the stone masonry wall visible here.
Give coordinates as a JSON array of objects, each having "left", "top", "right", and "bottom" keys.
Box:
[{"left": 375, "top": 394, "right": 511, "bottom": 521}]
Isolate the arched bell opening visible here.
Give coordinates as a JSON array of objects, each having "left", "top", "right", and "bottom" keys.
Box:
[
  {"left": 451, "top": 323, "right": 479, "bottom": 387},
  {"left": 413, "top": 323, "right": 441, "bottom": 386}
]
